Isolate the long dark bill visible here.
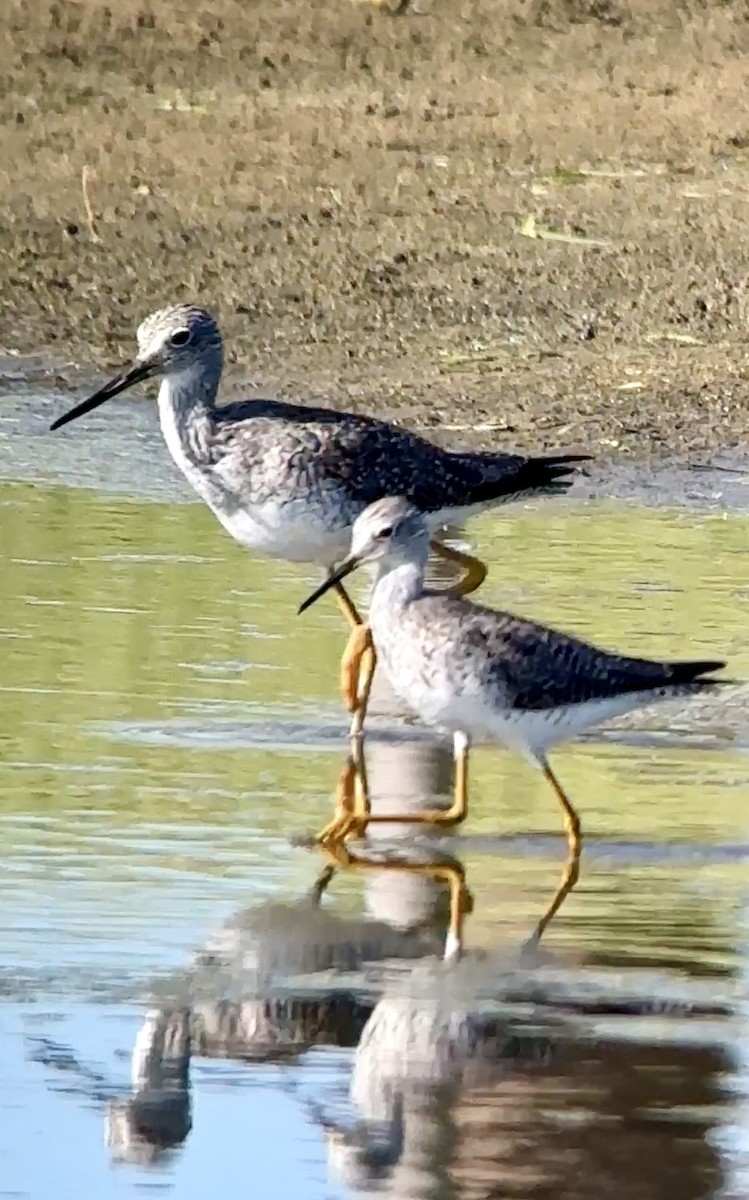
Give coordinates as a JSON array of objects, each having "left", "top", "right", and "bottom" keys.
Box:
[
  {"left": 298, "top": 556, "right": 360, "bottom": 615},
  {"left": 50, "top": 360, "right": 155, "bottom": 432}
]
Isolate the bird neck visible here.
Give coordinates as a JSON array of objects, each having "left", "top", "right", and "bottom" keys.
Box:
[
  {"left": 370, "top": 551, "right": 427, "bottom": 621},
  {"left": 157, "top": 365, "right": 220, "bottom": 464}
]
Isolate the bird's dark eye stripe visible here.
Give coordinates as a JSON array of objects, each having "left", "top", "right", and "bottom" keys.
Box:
[{"left": 170, "top": 329, "right": 192, "bottom": 347}]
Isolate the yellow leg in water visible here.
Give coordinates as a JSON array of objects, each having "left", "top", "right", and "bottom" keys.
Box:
[
  {"left": 527, "top": 759, "right": 582, "bottom": 944},
  {"left": 357, "top": 731, "right": 471, "bottom": 829}
]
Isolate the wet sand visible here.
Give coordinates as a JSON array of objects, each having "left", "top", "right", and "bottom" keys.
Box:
[{"left": 2, "top": 0, "right": 749, "bottom": 462}]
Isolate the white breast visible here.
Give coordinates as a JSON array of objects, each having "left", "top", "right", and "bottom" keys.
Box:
[
  {"left": 214, "top": 502, "right": 350, "bottom": 564},
  {"left": 158, "top": 388, "right": 350, "bottom": 566}
]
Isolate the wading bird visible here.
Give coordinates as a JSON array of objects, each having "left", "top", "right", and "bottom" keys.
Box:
[{"left": 51, "top": 305, "right": 587, "bottom": 732}]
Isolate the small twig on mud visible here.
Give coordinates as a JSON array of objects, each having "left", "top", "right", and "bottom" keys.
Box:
[
  {"left": 517, "top": 214, "right": 611, "bottom": 248},
  {"left": 350, "top": 0, "right": 412, "bottom": 11},
  {"left": 644, "top": 331, "right": 705, "bottom": 347},
  {"left": 81, "top": 165, "right": 101, "bottom": 243}
]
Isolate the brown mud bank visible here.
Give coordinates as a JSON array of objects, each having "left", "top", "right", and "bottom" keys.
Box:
[{"left": 2, "top": 0, "right": 749, "bottom": 462}]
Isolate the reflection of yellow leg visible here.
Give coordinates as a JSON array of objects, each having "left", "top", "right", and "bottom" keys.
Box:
[
  {"left": 442, "top": 862, "right": 469, "bottom": 961},
  {"left": 430, "top": 539, "right": 487, "bottom": 598},
  {"left": 527, "top": 758, "right": 582, "bottom": 944},
  {"left": 306, "top": 863, "right": 337, "bottom": 906},
  {"left": 316, "top": 842, "right": 470, "bottom": 961},
  {"left": 350, "top": 738, "right": 371, "bottom": 826}
]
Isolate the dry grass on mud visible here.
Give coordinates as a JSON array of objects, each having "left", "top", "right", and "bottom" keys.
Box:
[{"left": 2, "top": 0, "right": 749, "bottom": 459}]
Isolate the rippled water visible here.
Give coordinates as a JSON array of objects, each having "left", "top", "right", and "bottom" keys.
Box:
[{"left": 1, "top": 409, "right": 749, "bottom": 1198}]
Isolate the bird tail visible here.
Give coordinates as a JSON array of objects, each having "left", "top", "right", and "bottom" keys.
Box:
[
  {"left": 666, "top": 659, "right": 730, "bottom": 686},
  {"left": 473, "top": 453, "right": 591, "bottom": 503}
]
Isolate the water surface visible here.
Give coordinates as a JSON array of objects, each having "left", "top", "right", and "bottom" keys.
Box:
[{"left": 1, "top": 424, "right": 749, "bottom": 1198}]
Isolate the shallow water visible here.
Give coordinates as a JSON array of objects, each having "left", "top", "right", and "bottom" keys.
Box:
[{"left": 1, "top": 404, "right": 749, "bottom": 1198}]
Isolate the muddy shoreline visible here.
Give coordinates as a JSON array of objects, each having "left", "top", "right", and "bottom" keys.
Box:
[{"left": 2, "top": 0, "right": 749, "bottom": 463}]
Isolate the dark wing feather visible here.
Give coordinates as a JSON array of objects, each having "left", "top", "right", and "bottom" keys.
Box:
[
  {"left": 419, "top": 597, "right": 725, "bottom": 710},
  {"left": 208, "top": 398, "right": 586, "bottom": 510}
]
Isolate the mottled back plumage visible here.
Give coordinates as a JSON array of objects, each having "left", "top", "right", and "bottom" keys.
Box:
[
  {"left": 205, "top": 396, "right": 583, "bottom": 514},
  {"left": 399, "top": 594, "right": 724, "bottom": 712}
]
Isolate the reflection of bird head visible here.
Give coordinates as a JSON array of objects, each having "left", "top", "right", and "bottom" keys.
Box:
[
  {"left": 106, "top": 1008, "right": 192, "bottom": 1164},
  {"left": 313, "top": 1093, "right": 405, "bottom": 1190}
]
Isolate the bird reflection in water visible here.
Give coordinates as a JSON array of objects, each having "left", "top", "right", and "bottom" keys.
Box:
[
  {"left": 315, "top": 744, "right": 581, "bottom": 960},
  {"left": 105, "top": 729, "right": 581, "bottom": 1167}
]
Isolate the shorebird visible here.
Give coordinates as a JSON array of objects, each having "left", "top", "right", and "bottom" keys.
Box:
[
  {"left": 299, "top": 496, "right": 728, "bottom": 865},
  {"left": 50, "top": 304, "right": 587, "bottom": 732}
]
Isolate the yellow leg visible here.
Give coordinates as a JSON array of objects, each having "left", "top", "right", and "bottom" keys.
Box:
[
  {"left": 341, "top": 624, "right": 376, "bottom": 736},
  {"left": 339, "top": 621, "right": 368, "bottom": 712},
  {"left": 527, "top": 760, "right": 582, "bottom": 944},
  {"left": 351, "top": 730, "right": 470, "bottom": 829},
  {"left": 331, "top": 579, "right": 362, "bottom": 628},
  {"left": 350, "top": 636, "right": 376, "bottom": 738},
  {"left": 429, "top": 539, "right": 488, "bottom": 598},
  {"left": 542, "top": 760, "right": 582, "bottom": 859},
  {"left": 529, "top": 846, "right": 581, "bottom": 944},
  {"left": 331, "top": 580, "right": 377, "bottom": 734}
]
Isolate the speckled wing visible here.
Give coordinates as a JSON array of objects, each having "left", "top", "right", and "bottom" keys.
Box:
[
  {"left": 207, "top": 398, "right": 585, "bottom": 511},
  {"left": 412, "top": 597, "right": 725, "bottom": 710}
]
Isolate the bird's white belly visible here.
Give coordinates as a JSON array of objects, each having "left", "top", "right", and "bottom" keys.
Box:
[
  {"left": 214, "top": 500, "right": 350, "bottom": 565},
  {"left": 482, "top": 691, "right": 668, "bottom": 757},
  {"left": 222, "top": 499, "right": 486, "bottom": 566},
  {"left": 382, "top": 663, "right": 660, "bottom": 762}
]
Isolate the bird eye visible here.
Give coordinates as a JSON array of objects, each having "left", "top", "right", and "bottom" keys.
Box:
[
  {"left": 170, "top": 328, "right": 192, "bottom": 348},
  {"left": 377, "top": 525, "right": 394, "bottom": 539}
]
